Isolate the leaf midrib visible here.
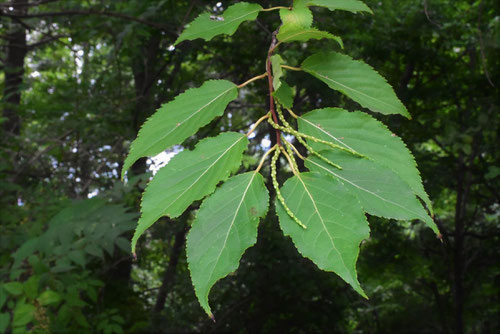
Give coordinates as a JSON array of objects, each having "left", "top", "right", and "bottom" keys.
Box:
[
  {"left": 147, "top": 86, "right": 234, "bottom": 155},
  {"left": 299, "top": 116, "right": 356, "bottom": 152},
  {"left": 184, "top": 9, "right": 261, "bottom": 39},
  {"left": 307, "top": 158, "right": 430, "bottom": 222},
  {"left": 295, "top": 174, "right": 353, "bottom": 281},
  {"left": 305, "top": 68, "right": 402, "bottom": 113},
  {"left": 207, "top": 172, "right": 257, "bottom": 286},
  {"left": 163, "top": 135, "right": 245, "bottom": 215}
]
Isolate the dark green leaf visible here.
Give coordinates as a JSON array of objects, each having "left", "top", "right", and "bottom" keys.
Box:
[
  {"left": 298, "top": 108, "right": 436, "bottom": 220},
  {"left": 302, "top": 52, "right": 410, "bottom": 118},
  {"left": 276, "top": 172, "right": 369, "bottom": 297},
  {"left": 122, "top": 80, "right": 238, "bottom": 178},
  {"left": 132, "top": 132, "right": 248, "bottom": 253},
  {"left": 187, "top": 172, "right": 269, "bottom": 317},
  {"left": 175, "top": 3, "right": 263, "bottom": 45},
  {"left": 306, "top": 150, "right": 434, "bottom": 225}
]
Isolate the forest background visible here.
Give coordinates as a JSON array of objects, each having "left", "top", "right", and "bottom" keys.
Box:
[{"left": 0, "top": 0, "right": 499, "bottom": 333}]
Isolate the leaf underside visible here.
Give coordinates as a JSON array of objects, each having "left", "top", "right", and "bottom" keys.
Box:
[
  {"left": 298, "top": 108, "right": 436, "bottom": 222},
  {"left": 273, "top": 81, "right": 295, "bottom": 109},
  {"left": 276, "top": 172, "right": 369, "bottom": 297},
  {"left": 306, "top": 149, "right": 433, "bottom": 225},
  {"left": 277, "top": 27, "right": 343, "bottom": 47},
  {"left": 131, "top": 132, "right": 248, "bottom": 253},
  {"left": 301, "top": 52, "right": 410, "bottom": 118},
  {"left": 305, "top": 0, "right": 373, "bottom": 14},
  {"left": 187, "top": 172, "right": 269, "bottom": 317},
  {"left": 175, "top": 2, "right": 263, "bottom": 45},
  {"left": 271, "top": 54, "right": 284, "bottom": 90},
  {"left": 122, "top": 80, "right": 238, "bottom": 179}
]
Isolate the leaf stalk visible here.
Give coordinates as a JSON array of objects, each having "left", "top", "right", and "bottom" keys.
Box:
[
  {"left": 281, "top": 65, "right": 302, "bottom": 72},
  {"left": 237, "top": 73, "right": 268, "bottom": 89},
  {"left": 246, "top": 113, "right": 270, "bottom": 137}
]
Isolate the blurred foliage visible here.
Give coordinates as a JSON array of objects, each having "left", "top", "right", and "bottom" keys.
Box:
[{"left": 0, "top": 0, "right": 499, "bottom": 333}]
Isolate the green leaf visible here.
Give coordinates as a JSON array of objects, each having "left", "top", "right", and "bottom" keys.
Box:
[
  {"left": 273, "top": 81, "right": 295, "bottom": 109},
  {"left": 13, "top": 303, "right": 35, "bottom": 327},
  {"left": 37, "top": 290, "right": 61, "bottom": 306},
  {"left": 0, "top": 313, "right": 9, "bottom": 333},
  {"left": 305, "top": 0, "right": 373, "bottom": 14},
  {"left": 68, "top": 250, "right": 86, "bottom": 267},
  {"left": 280, "top": 3, "right": 313, "bottom": 29},
  {"left": 0, "top": 286, "right": 7, "bottom": 309},
  {"left": 84, "top": 243, "right": 103, "bottom": 259},
  {"left": 132, "top": 132, "right": 248, "bottom": 254},
  {"left": 298, "top": 108, "right": 436, "bottom": 220},
  {"left": 114, "top": 237, "right": 131, "bottom": 254},
  {"left": 278, "top": 27, "right": 343, "bottom": 47},
  {"left": 306, "top": 150, "right": 434, "bottom": 225},
  {"left": 301, "top": 52, "right": 410, "bottom": 118},
  {"left": 23, "top": 276, "right": 39, "bottom": 301},
  {"left": 187, "top": 172, "right": 269, "bottom": 317},
  {"left": 3, "top": 282, "right": 23, "bottom": 296},
  {"left": 276, "top": 172, "right": 369, "bottom": 297},
  {"left": 271, "top": 55, "right": 284, "bottom": 90},
  {"left": 122, "top": 80, "right": 238, "bottom": 179},
  {"left": 174, "top": 2, "right": 263, "bottom": 45}
]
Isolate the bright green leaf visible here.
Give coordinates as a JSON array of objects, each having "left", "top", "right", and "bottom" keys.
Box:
[
  {"left": 271, "top": 55, "right": 284, "bottom": 90},
  {"left": 187, "top": 172, "right": 269, "bottom": 317},
  {"left": 280, "top": 3, "right": 313, "bottom": 29},
  {"left": 276, "top": 172, "right": 369, "bottom": 297},
  {"left": 306, "top": 150, "right": 434, "bottom": 226},
  {"left": 273, "top": 81, "right": 295, "bottom": 109},
  {"left": 122, "top": 80, "right": 238, "bottom": 179},
  {"left": 13, "top": 303, "right": 35, "bottom": 327},
  {"left": 305, "top": 0, "right": 373, "bottom": 14},
  {"left": 278, "top": 27, "right": 343, "bottom": 47},
  {"left": 175, "top": 2, "right": 263, "bottom": 45},
  {"left": 301, "top": 52, "right": 410, "bottom": 118},
  {"left": 23, "top": 276, "right": 39, "bottom": 301},
  {"left": 37, "top": 290, "right": 61, "bottom": 306},
  {"left": 3, "top": 282, "right": 23, "bottom": 296},
  {"left": 132, "top": 132, "right": 248, "bottom": 254},
  {"left": 298, "top": 108, "right": 435, "bottom": 220}
]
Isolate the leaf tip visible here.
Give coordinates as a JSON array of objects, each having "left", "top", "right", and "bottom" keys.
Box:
[
  {"left": 209, "top": 313, "right": 215, "bottom": 322},
  {"left": 437, "top": 233, "right": 444, "bottom": 243}
]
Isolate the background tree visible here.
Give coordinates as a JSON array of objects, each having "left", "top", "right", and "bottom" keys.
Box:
[{"left": 0, "top": 0, "right": 498, "bottom": 333}]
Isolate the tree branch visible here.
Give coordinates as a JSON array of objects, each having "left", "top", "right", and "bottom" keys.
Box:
[
  {"left": 0, "top": 9, "right": 175, "bottom": 34},
  {"left": 0, "top": 0, "right": 59, "bottom": 8}
]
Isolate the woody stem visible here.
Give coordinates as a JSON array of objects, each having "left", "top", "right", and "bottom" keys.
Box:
[{"left": 266, "top": 28, "right": 281, "bottom": 146}]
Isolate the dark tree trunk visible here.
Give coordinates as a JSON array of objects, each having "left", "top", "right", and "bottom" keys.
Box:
[
  {"left": 453, "top": 156, "right": 469, "bottom": 334},
  {"left": 2, "top": 0, "right": 28, "bottom": 136},
  {"left": 129, "top": 33, "right": 161, "bottom": 176},
  {"left": 153, "top": 221, "right": 188, "bottom": 313}
]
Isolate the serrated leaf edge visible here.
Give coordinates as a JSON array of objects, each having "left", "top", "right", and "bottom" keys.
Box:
[
  {"left": 278, "top": 28, "right": 343, "bottom": 47},
  {"left": 306, "top": 156, "right": 433, "bottom": 225},
  {"left": 122, "top": 80, "right": 237, "bottom": 179},
  {"left": 279, "top": 172, "right": 367, "bottom": 297},
  {"left": 301, "top": 52, "right": 410, "bottom": 118},
  {"left": 175, "top": 4, "right": 263, "bottom": 44},
  {"left": 299, "top": 109, "right": 434, "bottom": 217},
  {"left": 188, "top": 171, "right": 269, "bottom": 317},
  {"left": 131, "top": 133, "right": 247, "bottom": 254}
]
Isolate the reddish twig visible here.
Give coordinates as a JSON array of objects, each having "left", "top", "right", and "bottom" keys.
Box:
[{"left": 266, "top": 28, "right": 281, "bottom": 146}]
